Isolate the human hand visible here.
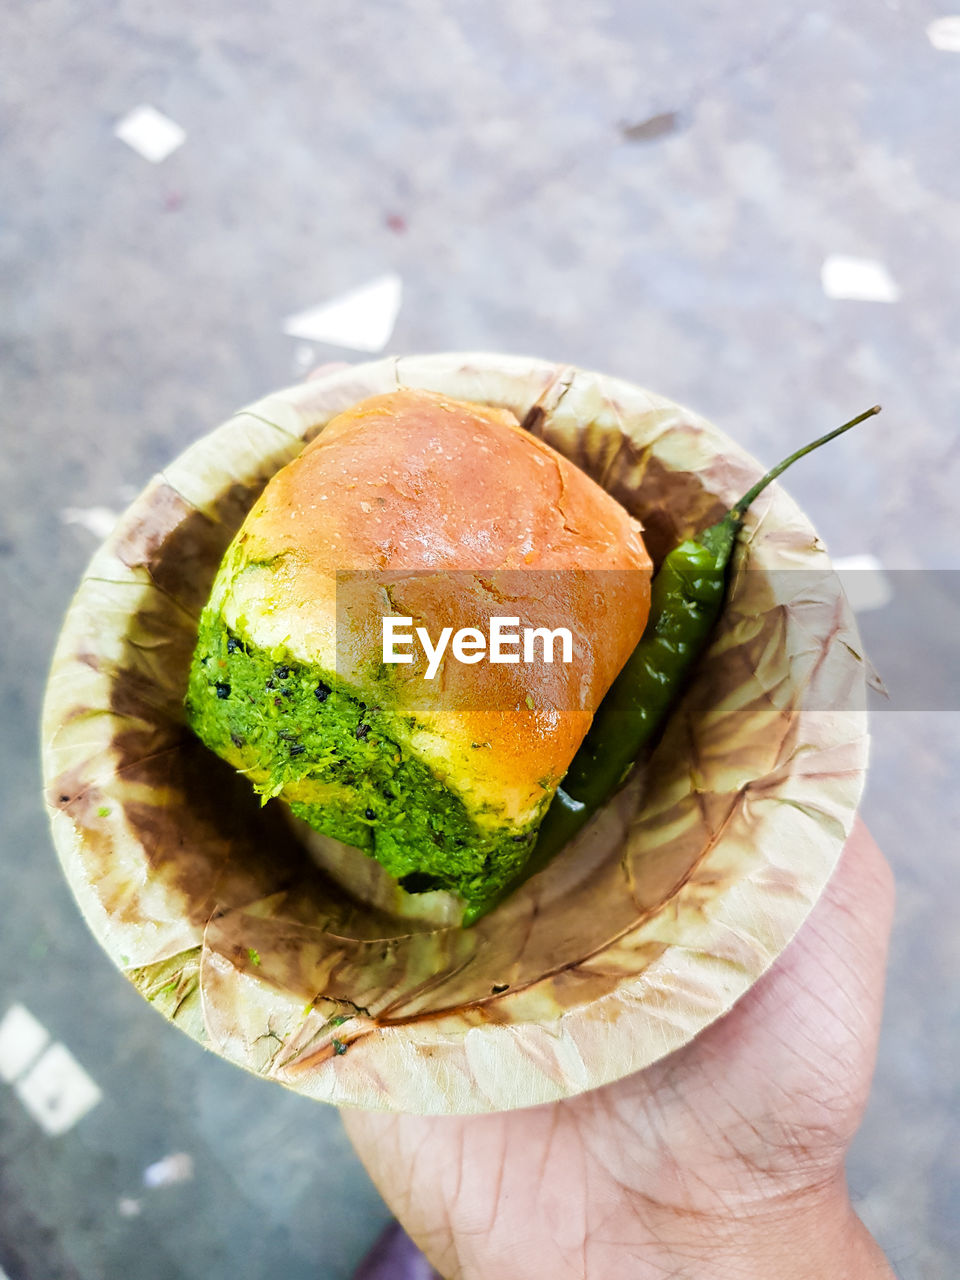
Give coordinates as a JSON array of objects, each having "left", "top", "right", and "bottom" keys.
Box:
[{"left": 342, "top": 819, "right": 895, "bottom": 1279}]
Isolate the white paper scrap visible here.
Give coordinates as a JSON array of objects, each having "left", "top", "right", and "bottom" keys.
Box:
[
  {"left": 0, "top": 1004, "right": 51, "bottom": 1084},
  {"left": 15, "top": 1043, "right": 102, "bottom": 1135},
  {"left": 821, "top": 255, "right": 900, "bottom": 303},
  {"left": 143, "top": 1152, "right": 195, "bottom": 1188},
  {"left": 927, "top": 16, "right": 960, "bottom": 51},
  {"left": 283, "top": 273, "right": 403, "bottom": 352},
  {"left": 833, "top": 554, "right": 893, "bottom": 613},
  {"left": 114, "top": 105, "right": 186, "bottom": 164},
  {"left": 61, "top": 506, "right": 121, "bottom": 540},
  {"left": 292, "top": 342, "right": 317, "bottom": 373}
]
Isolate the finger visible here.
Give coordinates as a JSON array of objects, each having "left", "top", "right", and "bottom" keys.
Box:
[
  {"left": 694, "top": 818, "right": 895, "bottom": 1103},
  {"left": 753, "top": 817, "right": 894, "bottom": 1033}
]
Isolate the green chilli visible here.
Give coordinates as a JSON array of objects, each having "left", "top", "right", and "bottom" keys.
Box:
[{"left": 463, "top": 405, "right": 880, "bottom": 925}]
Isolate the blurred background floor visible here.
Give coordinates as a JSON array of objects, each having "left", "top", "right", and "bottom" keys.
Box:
[{"left": 1, "top": 2, "right": 958, "bottom": 1277}]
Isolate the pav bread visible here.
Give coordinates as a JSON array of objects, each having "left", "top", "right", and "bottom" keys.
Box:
[{"left": 185, "top": 389, "right": 652, "bottom": 909}]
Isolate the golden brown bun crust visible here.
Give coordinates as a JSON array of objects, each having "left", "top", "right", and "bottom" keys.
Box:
[{"left": 236, "top": 390, "right": 653, "bottom": 823}]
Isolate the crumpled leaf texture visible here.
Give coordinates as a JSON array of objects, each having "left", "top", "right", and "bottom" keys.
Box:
[{"left": 41, "top": 355, "right": 867, "bottom": 1113}]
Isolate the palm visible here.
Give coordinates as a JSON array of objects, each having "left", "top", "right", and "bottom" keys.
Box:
[{"left": 343, "top": 821, "right": 893, "bottom": 1279}]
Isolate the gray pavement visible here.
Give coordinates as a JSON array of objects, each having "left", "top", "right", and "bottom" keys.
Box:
[{"left": 2, "top": 2, "right": 958, "bottom": 1277}]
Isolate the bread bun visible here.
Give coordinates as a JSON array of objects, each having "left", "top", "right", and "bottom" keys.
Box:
[{"left": 186, "top": 389, "right": 652, "bottom": 906}]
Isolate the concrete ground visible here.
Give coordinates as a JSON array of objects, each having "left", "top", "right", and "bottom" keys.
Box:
[{"left": 1, "top": 2, "right": 958, "bottom": 1276}]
